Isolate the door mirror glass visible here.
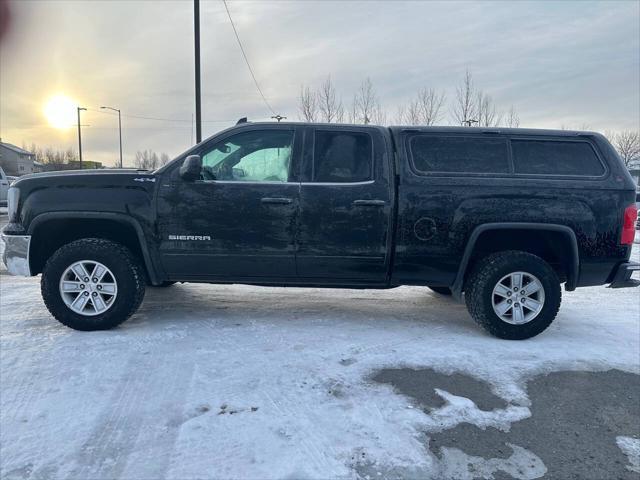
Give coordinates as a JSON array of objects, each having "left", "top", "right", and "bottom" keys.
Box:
[{"left": 180, "top": 155, "right": 202, "bottom": 181}]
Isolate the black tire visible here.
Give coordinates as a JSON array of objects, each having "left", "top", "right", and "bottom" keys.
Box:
[
  {"left": 41, "top": 238, "right": 146, "bottom": 331},
  {"left": 465, "top": 251, "right": 561, "bottom": 340},
  {"left": 428, "top": 286, "right": 452, "bottom": 296}
]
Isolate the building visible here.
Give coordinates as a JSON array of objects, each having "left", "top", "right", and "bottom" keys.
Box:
[
  {"left": 0, "top": 140, "right": 37, "bottom": 176},
  {"left": 66, "top": 160, "right": 103, "bottom": 170}
]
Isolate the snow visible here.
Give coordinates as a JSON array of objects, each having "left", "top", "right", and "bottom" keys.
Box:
[
  {"left": 0, "top": 240, "right": 639, "bottom": 479},
  {"left": 617, "top": 436, "right": 640, "bottom": 473},
  {"left": 436, "top": 444, "right": 546, "bottom": 480}
]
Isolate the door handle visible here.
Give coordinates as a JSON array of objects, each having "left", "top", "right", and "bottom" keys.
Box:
[
  {"left": 261, "top": 197, "right": 293, "bottom": 205},
  {"left": 353, "top": 199, "right": 386, "bottom": 207}
]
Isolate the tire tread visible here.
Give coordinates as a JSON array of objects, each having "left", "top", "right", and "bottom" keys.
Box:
[
  {"left": 465, "top": 250, "right": 561, "bottom": 339},
  {"left": 41, "top": 238, "right": 145, "bottom": 330}
]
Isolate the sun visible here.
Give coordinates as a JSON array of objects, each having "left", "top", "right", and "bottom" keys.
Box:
[{"left": 44, "top": 94, "right": 77, "bottom": 129}]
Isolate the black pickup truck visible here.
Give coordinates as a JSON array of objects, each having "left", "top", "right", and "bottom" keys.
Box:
[{"left": 3, "top": 122, "right": 639, "bottom": 339}]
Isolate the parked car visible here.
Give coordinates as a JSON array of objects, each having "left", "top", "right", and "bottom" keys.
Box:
[
  {"left": 2, "top": 123, "right": 638, "bottom": 339},
  {"left": 0, "top": 166, "right": 9, "bottom": 207},
  {"left": 6, "top": 176, "right": 18, "bottom": 185}
]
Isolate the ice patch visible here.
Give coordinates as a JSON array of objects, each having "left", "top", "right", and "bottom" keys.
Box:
[
  {"left": 616, "top": 436, "right": 640, "bottom": 473},
  {"left": 423, "top": 389, "right": 530, "bottom": 432},
  {"left": 436, "top": 443, "right": 546, "bottom": 480}
]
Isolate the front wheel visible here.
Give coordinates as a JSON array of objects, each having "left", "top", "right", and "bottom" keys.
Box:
[
  {"left": 41, "top": 238, "right": 146, "bottom": 331},
  {"left": 465, "top": 251, "right": 561, "bottom": 340}
]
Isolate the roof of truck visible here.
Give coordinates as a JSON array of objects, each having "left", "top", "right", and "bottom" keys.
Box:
[{"left": 231, "top": 121, "right": 598, "bottom": 138}]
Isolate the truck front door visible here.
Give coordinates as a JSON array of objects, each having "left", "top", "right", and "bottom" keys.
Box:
[
  {"left": 157, "top": 126, "right": 301, "bottom": 281},
  {"left": 297, "top": 126, "right": 393, "bottom": 283}
]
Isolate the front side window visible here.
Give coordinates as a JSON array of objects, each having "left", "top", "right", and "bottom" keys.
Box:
[
  {"left": 313, "top": 131, "right": 373, "bottom": 183},
  {"left": 200, "top": 130, "right": 293, "bottom": 182},
  {"left": 511, "top": 140, "right": 605, "bottom": 176},
  {"left": 410, "top": 135, "right": 509, "bottom": 174}
]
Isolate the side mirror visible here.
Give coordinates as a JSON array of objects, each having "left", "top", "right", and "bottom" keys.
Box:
[{"left": 180, "top": 155, "right": 202, "bottom": 181}]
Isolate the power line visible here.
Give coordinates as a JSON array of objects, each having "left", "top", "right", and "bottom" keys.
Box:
[
  {"left": 88, "top": 108, "right": 232, "bottom": 124},
  {"left": 222, "top": 0, "right": 276, "bottom": 116}
]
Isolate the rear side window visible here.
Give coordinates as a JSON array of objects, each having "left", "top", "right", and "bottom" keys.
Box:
[
  {"left": 313, "top": 131, "right": 373, "bottom": 182},
  {"left": 409, "top": 135, "right": 509, "bottom": 174},
  {"left": 511, "top": 140, "right": 605, "bottom": 176}
]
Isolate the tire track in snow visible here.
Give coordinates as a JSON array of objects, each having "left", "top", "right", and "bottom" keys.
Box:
[
  {"left": 260, "top": 385, "right": 343, "bottom": 475},
  {"left": 64, "top": 354, "right": 195, "bottom": 480}
]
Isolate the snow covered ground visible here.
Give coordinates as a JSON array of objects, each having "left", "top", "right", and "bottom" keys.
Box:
[{"left": 0, "top": 232, "right": 638, "bottom": 479}]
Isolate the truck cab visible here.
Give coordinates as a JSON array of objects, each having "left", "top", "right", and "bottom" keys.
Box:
[{"left": 156, "top": 123, "right": 394, "bottom": 285}]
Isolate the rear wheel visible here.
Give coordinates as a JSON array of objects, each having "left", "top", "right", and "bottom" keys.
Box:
[
  {"left": 41, "top": 238, "right": 145, "bottom": 331},
  {"left": 465, "top": 251, "right": 561, "bottom": 340}
]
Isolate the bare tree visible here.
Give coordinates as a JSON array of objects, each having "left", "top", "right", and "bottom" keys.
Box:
[
  {"left": 351, "top": 78, "right": 386, "bottom": 125},
  {"left": 453, "top": 70, "right": 477, "bottom": 126},
  {"left": 370, "top": 104, "right": 387, "bottom": 126},
  {"left": 476, "top": 92, "right": 501, "bottom": 127},
  {"left": 24, "top": 143, "right": 77, "bottom": 165},
  {"left": 418, "top": 88, "right": 446, "bottom": 126},
  {"left": 317, "top": 75, "right": 344, "bottom": 123},
  {"left": 160, "top": 152, "right": 171, "bottom": 166},
  {"left": 611, "top": 130, "right": 640, "bottom": 168},
  {"left": 504, "top": 106, "right": 520, "bottom": 128},
  {"left": 298, "top": 85, "right": 318, "bottom": 122},
  {"left": 397, "top": 87, "right": 446, "bottom": 125},
  {"left": 135, "top": 150, "right": 160, "bottom": 170}
]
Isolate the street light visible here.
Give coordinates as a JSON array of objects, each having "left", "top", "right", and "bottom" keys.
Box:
[
  {"left": 101, "top": 106, "right": 123, "bottom": 168},
  {"left": 77, "top": 107, "right": 87, "bottom": 169}
]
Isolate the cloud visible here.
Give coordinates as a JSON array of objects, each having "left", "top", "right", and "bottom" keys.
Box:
[{"left": 1, "top": 0, "right": 638, "bottom": 166}]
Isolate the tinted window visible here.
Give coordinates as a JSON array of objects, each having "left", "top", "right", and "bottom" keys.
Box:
[
  {"left": 201, "top": 130, "right": 293, "bottom": 182},
  {"left": 314, "top": 131, "right": 373, "bottom": 182},
  {"left": 512, "top": 140, "right": 604, "bottom": 176},
  {"left": 410, "top": 135, "right": 509, "bottom": 174}
]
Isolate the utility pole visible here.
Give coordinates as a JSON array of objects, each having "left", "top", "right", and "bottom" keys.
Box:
[
  {"left": 77, "top": 106, "right": 87, "bottom": 168},
  {"left": 101, "top": 106, "right": 123, "bottom": 168},
  {"left": 194, "top": 0, "right": 202, "bottom": 143},
  {"left": 271, "top": 114, "right": 287, "bottom": 122},
  {"left": 462, "top": 119, "right": 478, "bottom": 127}
]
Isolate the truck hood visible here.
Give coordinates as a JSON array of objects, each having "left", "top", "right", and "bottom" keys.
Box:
[{"left": 6, "top": 169, "right": 159, "bottom": 235}]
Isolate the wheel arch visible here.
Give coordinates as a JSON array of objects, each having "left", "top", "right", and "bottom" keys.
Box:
[
  {"left": 452, "top": 223, "right": 579, "bottom": 299},
  {"left": 27, "top": 212, "right": 160, "bottom": 284}
]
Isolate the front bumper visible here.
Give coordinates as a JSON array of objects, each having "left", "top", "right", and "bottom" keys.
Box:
[
  {"left": 1, "top": 234, "right": 31, "bottom": 276},
  {"left": 608, "top": 261, "right": 640, "bottom": 289}
]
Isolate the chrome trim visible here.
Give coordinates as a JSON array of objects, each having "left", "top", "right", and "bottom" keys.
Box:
[
  {"left": 198, "top": 180, "right": 295, "bottom": 185},
  {"left": 1, "top": 234, "right": 31, "bottom": 276},
  {"left": 300, "top": 180, "right": 375, "bottom": 186}
]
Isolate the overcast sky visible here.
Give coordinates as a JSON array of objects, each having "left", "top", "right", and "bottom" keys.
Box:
[{"left": 1, "top": 0, "right": 638, "bottom": 167}]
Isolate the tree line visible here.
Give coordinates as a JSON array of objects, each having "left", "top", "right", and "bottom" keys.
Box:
[
  {"left": 134, "top": 150, "right": 171, "bottom": 170},
  {"left": 297, "top": 70, "right": 639, "bottom": 168},
  {"left": 297, "top": 70, "right": 520, "bottom": 127},
  {"left": 22, "top": 143, "right": 172, "bottom": 170}
]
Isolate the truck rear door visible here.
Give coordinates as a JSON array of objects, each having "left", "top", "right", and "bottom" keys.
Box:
[{"left": 296, "top": 125, "right": 394, "bottom": 283}]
